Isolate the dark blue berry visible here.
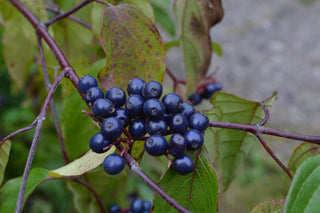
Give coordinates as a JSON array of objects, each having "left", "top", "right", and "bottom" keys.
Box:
[
  {"left": 129, "top": 118, "right": 146, "bottom": 138},
  {"left": 162, "top": 93, "right": 183, "bottom": 113},
  {"left": 127, "top": 78, "right": 146, "bottom": 96},
  {"left": 103, "top": 153, "right": 125, "bottom": 175},
  {"left": 89, "top": 132, "right": 112, "bottom": 153},
  {"left": 108, "top": 204, "right": 121, "bottom": 213},
  {"left": 114, "top": 108, "right": 131, "bottom": 127},
  {"left": 201, "top": 84, "right": 217, "bottom": 99},
  {"left": 189, "top": 112, "right": 209, "bottom": 132},
  {"left": 92, "top": 98, "right": 115, "bottom": 118},
  {"left": 142, "top": 201, "right": 152, "bottom": 211},
  {"left": 168, "top": 134, "right": 186, "bottom": 157},
  {"left": 143, "top": 98, "right": 165, "bottom": 118},
  {"left": 145, "top": 118, "right": 168, "bottom": 135},
  {"left": 85, "top": 87, "right": 104, "bottom": 104},
  {"left": 142, "top": 81, "right": 162, "bottom": 99},
  {"left": 173, "top": 155, "right": 194, "bottom": 175},
  {"left": 101, "top": 117, "right": 123, "bottom": 141},
  {"left": 125, "top": 95, "right": 145, "bottom": 118},
  {"left": 145, "top": 135, "right": 168, "bottom": 156},
  {"left": 184, "top": 129, "right": 204, "bottom": 150},
  {"left": 181, "top": 102, "right": 195, "bottom": 119},
  {"left": 130, "top": 198, "right": 143, "bottom": 213},
  {"left": 214, "top": 81, "right": 223, "bottom": 91},
  {"left": 78, "top": 75, "right": 98, "bottom": 93},
  {"left": 105, "top": 87, "right": 126, "bottom": 107},
  {"left": 169, "top": 113, "right": 188, "bottom": 134},
  {"left": 188, "top": 93, "right": 201, "bottom": 105},
  {"left": 163, "top": 113, "right": 173, "bottom": 123}
]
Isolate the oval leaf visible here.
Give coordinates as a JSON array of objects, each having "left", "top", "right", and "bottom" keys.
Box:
[
  {"left": 174, "top": 0, "right": 223, "bottom": 93},
  {"left": 207, "top": 92, "right": 277, "bottom": 190},
  {"left": 251, "top": 199, "right": 285, "bottom": 213},
  {"left": 98, "top": 4, "right": 165, "bottom": 91},
  {"left": 0, "top": 140, "right": 11, "bottom": 186},
  {"left": 49, "top": 147, "right": 115, "bottom": 178},
  {"left": 0, "top": 168, "right": 49, "bottom": 213},
  {"left": 284, "top": 155, "right": 320, "bottom": 212},
  {"left": 154, "top": 149, "right": 218, "bottom": 212}
]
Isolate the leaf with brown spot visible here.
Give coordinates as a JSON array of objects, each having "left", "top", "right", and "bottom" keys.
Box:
[
  {"left": 174, "top": 0, "right": 223, "bottom": 93},
  {"left": 98, "top": 4, "right": 165, "bottom": 91},
  {"left": 251, "top": 199, "right": 285, "bottom": 213}
]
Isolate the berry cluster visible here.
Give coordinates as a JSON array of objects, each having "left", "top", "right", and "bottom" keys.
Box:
[
  {"left": 78, "top": 76, "right": 209, "bottom": 176},
  {"left": 188, "top": 81, "right": 223, "bottom": 105},
  {"left": 108, "top": 199, "right": 152, "bottom": 213}
]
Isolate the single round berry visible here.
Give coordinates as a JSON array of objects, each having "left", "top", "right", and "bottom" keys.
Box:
[
  {"left": 114, "top": 108, "right": 131, "bottom": 127},
  {"left": 130, "top": 198, "right": 143, "bottom": 213},
  {"left": 188, "top": 93, "right": 201, "bottom": 105},
  {"left": 101, "top": 117, "right": 123, "bottom": 141},
  {"left": 162, "top": 93, "right": 183, "bottom": 113},
  {"left": 125, "top": 95, "right": 145, "bottom": 118},
  {"left": 200, "top": 84, "right": 216, "bottom": 99},
  {"left": 145, "top": 118, "right": 168, "bottom": 135},
  {"left": 92, "top": 98, "right": 115, "bottom": 118},
  {"left": 105, "top": 87, "right": 126, "bottom": 107},
  {"left": 142, "top": 201, "right": 152, "bottom": 211},
  {"left": 169, "top": 113, "right": 188, "bottom": 134},
  {"left": 189, "top": 112, "right": 209, "bottom": 132},
  {"left": 168, "top": 134, "right": 186, "bottom": 157},
  {"left": 108, "top": 204, "right": 121, "bottom": 213},
  {"left": 173, "top": 155, "right": 194, "bottom": 175},
  {"left": 129, "top": 118, "right": 146, "bottom": 138},
  {"left": 145, "top": 135, "right": 168, "bottom": 156},
  {"left": 214, "top": 81, "right": 223, "bottom": 91},
  {"left": 89, "top": 132, "right": 112, "bottom": 153},
  {"left": 78, "top": 75, "right": 98, "bottom": 94},
  {"left": 143, "top": 98, "right": 165, "bottom": 118},
  {"left": 85, "top": 87, "right": 104, "bottom": 104},
  {"left": 184, "top": 129, "right": 204, "bottom": 150},
  {"left": 103, "top": 153, "right": 125, "bottom": 175},
  {"left": 127, "top": 78, "right": 146, "bottom": 96},
  {"left": 142, "top": 81, "right": 163, "bottom": 99},
  {"left": 181, "top": 102, "right": 195, "bottom": 119}
]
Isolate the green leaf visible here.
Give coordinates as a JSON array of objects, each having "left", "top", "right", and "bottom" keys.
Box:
[
  {"left": 60, "top": 92, "right": 98, "bottom": 160},
  {"left": 0, "top": 168, "right": 49, "bottom": 213},
  {"left": 164, "top": 40, "right": 180, "bottom": 51},
  {"left": 174, "top": 0, "right": 223, "bottom": 93},
  {"left": 130, "top": 140, "right": 145, "bottom": 163},
  {"left": 0, "top": 140, "right": 11, "bottom": 186},
  {"left": 120, "top": 0, "right": 155, "bottom": 22},
  {"left": 98, "top": 4, "right": 165, "bottom": 91},
  {"left": 67, "top": 168, "right": 128, "bottom": 213},
  {"left": 207, "top": 92, "right": 277, "bottom": 190},
  {"left": 284, "top": 155, "right": 320, "bottom": 212},
  {"left": 154, "top": 149, "right": 218, "bottom": 212},
  {"left": 151, "top": 0, "right": 176, "bottom": 36},
  {"left": 251, "top": 199, "right": 285, "bottom": 213},
  {"left": 282, "top": 142, "right": 320, "bottom": 196},
  {"left": 49, "top": 148, "right": 115, "bottom": 177}
]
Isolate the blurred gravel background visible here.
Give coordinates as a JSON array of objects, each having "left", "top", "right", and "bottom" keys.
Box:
[{"left": 166, "top": 0, "right": 320, "bottom": 212}]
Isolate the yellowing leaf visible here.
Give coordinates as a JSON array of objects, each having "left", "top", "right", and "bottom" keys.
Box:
[
  {"left": 98, "top": 4, "right": 165, "bottom": 91},
  {"left": 0, "top": 140, "right": 11, "bottom": 186},
  {"left": 49, "top": 147, "right": 115, "bottom": 177}
]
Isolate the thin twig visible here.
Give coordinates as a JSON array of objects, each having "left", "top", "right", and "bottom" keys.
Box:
[
  {"left": 256, "top": 134, "right": 294, "bottom": 179},
  {"left": 44, "top": 0, "right": 93, "bottom": 27},
  {"left": 0, "top": 118, "right": 38, "bottom": 147},
  {"left": 257, "top": 102, "right": 269, "bottom": 126},
  {"left": 116, "top": 144, "right": 191, "bottom": 213},
  {"left": 209, "top": 120, "right": 320, "bottom": 144},
  {"left": 36, "top": 35, "right": 70, "bottom": 164},
  {"left": 15, "top": 69, "right": 68, "bottom": 213}
]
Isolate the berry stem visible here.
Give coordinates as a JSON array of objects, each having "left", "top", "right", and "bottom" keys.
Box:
[{"left": 115, "top": 144, "right": 191, "bottom": 213}]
